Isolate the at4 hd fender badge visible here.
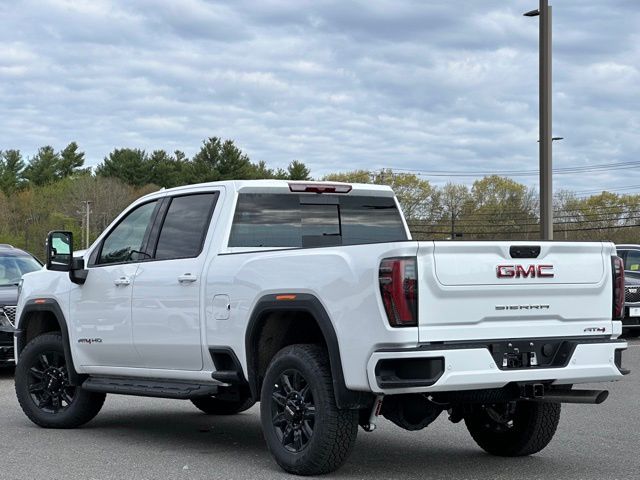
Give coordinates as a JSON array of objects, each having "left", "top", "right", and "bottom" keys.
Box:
[{"left": 78, "top": 338, "right": 103, "bottom": 345}]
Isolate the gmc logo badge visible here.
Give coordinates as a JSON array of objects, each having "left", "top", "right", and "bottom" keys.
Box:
[{"left": 496, "top": 264, "right": 554, "bottom": 278}]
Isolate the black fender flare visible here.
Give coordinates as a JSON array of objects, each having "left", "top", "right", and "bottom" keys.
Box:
[
  {"left": 15, "top": 299, "right": 84, "bottom": 386},
  {"left": 245, "top": 293, "right": 372, "bottom": 410}
]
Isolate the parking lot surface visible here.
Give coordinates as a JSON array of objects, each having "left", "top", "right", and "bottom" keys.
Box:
[{"left": 0, "top": 339, "right": 638, "bottom": 480}]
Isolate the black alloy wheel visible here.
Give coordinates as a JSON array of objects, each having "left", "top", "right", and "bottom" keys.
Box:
[
  {"left": 260, "top": 344, "right": 358, "bottom": 475},
  {"left": 271, "top": 369, "right": 316, "bottom": 453},
  {"left": 15, "top": 333, "right": 106, "bottom": 429},
  {"left": 27, "top": 350, "right": 76, "bottom": 413}
]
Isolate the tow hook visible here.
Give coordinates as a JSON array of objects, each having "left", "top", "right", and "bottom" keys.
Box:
[{"left": 362, "top": 395, "right": 384, "bottom": 432}]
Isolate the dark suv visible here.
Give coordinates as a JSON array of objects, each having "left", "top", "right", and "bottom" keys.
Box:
[
  {"left": 615, "top": 244, "right": 640, "bottom": 337},
  {"left": 0, "top": 244, "right": 43, "bottom": 366}
]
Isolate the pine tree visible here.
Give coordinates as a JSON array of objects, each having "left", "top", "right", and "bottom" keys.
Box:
[{"left": 0, "top": 149, "right": 26, "bottom": 194}]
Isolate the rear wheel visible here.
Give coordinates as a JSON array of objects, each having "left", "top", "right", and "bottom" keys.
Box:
[
  {"left": 465, "top": 401, "right": 560, "bottom": 456},
  {"left": 15, "top": 333, "right": 106, "bottom": 428},
  {"left": 191, "top": 395, "right": 255, "bottom": 415},
  {"left": 260, "top": 344, "right": 358, "bottom": 475}
]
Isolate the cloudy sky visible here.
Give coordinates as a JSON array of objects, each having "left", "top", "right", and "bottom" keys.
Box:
[{"left": 1, "top": 0, "right": 638, "bottom": 192}]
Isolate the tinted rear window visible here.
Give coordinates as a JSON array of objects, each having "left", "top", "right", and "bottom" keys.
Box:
[
  {"left": 155, "top": 193, "right": 217, "bottom": 260},
  {"left": 228, "top": 193, "right": 407, "bottom": 248}
]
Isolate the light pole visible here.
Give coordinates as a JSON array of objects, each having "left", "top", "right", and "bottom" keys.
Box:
[{"left": 525, "top": 0, "right": 553, "bottom": 240}]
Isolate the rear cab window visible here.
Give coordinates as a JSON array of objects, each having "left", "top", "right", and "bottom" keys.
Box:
[
  {"left": 228, "top": 193, "right": 408, "bottom": 249},
  {"left": 154, "top": 193, "right": 218, "bottom": 260}
]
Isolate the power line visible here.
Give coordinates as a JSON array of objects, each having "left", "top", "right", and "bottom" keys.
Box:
[
  {"left": 410, "top": 222, "right": 640, "bottom": 236},
  {"left": 573, "top": 185, "right": 640, "bottom": 194},
  {"left": 386, "top": 160, "right": 640, "bottom": 178},
  {"left": 410, "top": 206, "right": 640, "bottom": 226},
  {"left": 409, "top": 215, "right": 640, "bottom": 229},
  {"left": 435, "top": 201, "right": 640, "bottom": 218},
  {"left": 410, "top": 208, "right": 640, "bottom": 224},
  {"left": 568, "top": 185, "right": 640, "bottom": 196}
]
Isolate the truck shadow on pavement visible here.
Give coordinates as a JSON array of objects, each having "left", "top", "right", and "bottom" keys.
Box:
[{"left": 88, "top": 407, "right": 575, "bottom": 479}]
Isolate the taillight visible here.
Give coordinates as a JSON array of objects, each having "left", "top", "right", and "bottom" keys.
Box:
[
  {"left": 379, "top": 257, "right": 418, "bottom": 327},
  {"left": 612, "top": 255, "right": 625, "bottom": 320}
]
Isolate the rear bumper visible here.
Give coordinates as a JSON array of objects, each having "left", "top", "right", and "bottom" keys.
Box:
[{"left": 366, "top": 339, "right": 628, "bottom": 395}]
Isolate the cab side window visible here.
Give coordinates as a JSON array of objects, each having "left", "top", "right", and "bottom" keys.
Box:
[
  {"left": 154, "top": 193, "right": 218, "bottom": 260},
  {"left": 97, "top": 201, "right": 158, "bottom": 265}
]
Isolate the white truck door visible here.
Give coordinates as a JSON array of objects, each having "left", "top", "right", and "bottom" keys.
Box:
[
  {"left": 70, "top": 200, "right": 160, "bottom": 367},
  {"left": 130, "top": 192, "right": 219, "bottom": 370}
]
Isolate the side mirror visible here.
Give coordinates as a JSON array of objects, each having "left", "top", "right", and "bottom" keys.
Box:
[{"left": 46, "top": 231, "right": 74, "bottom": 271}]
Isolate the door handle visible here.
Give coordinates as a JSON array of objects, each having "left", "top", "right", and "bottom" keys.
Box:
[
  {"left": 178, "top": 273, "right": 197, "bottom": 284},
  {"left": 114, "top": 276, "right": 131, "bottom": 286}
]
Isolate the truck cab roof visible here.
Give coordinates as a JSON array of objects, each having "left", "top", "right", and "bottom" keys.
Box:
[{"left": 138, "top": 179, "right": 395, "bottom": 202}]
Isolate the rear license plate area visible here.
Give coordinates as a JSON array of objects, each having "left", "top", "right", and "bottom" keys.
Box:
[
  {"left": 490, "top": 339, "right": 575, "bottom": 370},
  {"left": 502, "top": 349, "right": 536, "bottom": 369}
]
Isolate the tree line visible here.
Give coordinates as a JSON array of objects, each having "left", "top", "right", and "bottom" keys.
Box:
[
  {"left": 0, "top": 137, "right": 311, "bottom": 193},
  {"left": 1, "top": 136, "right": 638, "bottom": 259}
]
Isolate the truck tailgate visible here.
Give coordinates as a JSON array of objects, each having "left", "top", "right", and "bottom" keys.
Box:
[{"left": 417, "top": 241, "right": 613, "bottom": 342}]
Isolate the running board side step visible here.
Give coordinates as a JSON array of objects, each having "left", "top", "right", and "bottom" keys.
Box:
[{"left": 82, "top": 376, "right": 219, "bottom": 399}]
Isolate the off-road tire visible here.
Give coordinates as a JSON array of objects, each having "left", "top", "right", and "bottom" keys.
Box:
[
  {"left": 15, "top": 333, "right": 106, "bottom": 429},
  {"left": 191, "top": 395, "right": 255, "bottom": 415},
  {"left": 465, "top": 401, "right": 560, "bottom": 456},
  {"left": 260, "top": 344, "right": 358, "bottom": 475}
]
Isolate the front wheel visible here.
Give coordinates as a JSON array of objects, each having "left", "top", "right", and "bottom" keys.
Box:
[
  {"left": 465, "top": 401, "right": 560, "bottom": 457},
  {"left": 15, "top": 333, "right": 106, "bottom": 428},
  {"left": 260, "top": 344, "right": 358, "bottom": 476}
]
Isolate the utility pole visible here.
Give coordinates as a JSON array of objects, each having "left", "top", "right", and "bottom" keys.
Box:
[
  {"left": 525, "top": 0, "right": 553, "bottom": 240},
  {"left": 81, "top": 201, "right": 92, "bottom": 248},
  {"left": 451, "top": 211, "right": 456, "bottom": 240}
]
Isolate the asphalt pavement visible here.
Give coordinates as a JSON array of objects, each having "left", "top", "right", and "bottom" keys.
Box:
[{"left": 1, "top": 340, "right": 638, "bottom": 480}]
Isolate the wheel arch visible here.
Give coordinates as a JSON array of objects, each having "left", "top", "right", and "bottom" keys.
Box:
[
  {"left": 245, "top": 293, "right": 372, "bottom": 410},
  {"left": 16, "top": 299, "right": 84, "bottom": 386}
]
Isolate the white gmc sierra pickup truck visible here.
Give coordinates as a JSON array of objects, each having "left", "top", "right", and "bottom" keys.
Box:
[{"left": 12, "top": 180, "right": 629, "bottom": 475}]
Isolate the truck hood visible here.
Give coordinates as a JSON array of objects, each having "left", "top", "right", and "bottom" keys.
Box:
[
  {"left": 624, "top": 271, "right": 640, "bottom": 287},
  {"left": 0, "top": 286, "right": 17, "bottom": 306}
]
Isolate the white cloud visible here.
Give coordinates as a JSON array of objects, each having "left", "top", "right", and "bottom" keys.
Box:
[{"left": 0, "top": 0, "right": 638, "bottom": 193}]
